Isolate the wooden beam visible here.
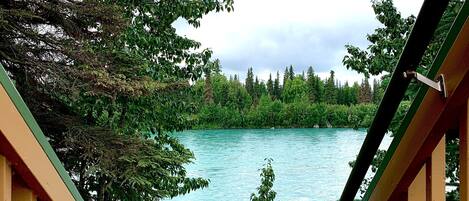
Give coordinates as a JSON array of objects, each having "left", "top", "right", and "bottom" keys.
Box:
[
  {"left": 0, "top": 85, "right": 76, "bottom": 200},
  {"left": 460, "top": 99, "right": 469, "bottom": 201},
  {"left": 428, "top": 135, "right": 445, "bottom": 201},
  {"left": 406, "top": 138, "right": 445, "bottom": 201},
  {"left": 409, "top": 164, "right": 426, "bottom": 201},
  {"left": 12, "top": 183, "right": 36, "bottom": 201},
  {"left": 0, "top": 155, "right": 11, "bottom": 201},
  {"left": 368, "top": 17, "right": 469, "bottom": 201}
]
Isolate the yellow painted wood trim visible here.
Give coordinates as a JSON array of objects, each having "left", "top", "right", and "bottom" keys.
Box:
[
  {"left": 0, "top": 155, "right": 11, "bottom": 201},
  {"left": 0, "top": 85, "right": 74, "bottom": 200},
  {"left": 429, "top": 135, "right": 445, "bottom": 201},
  {"left": 12, "top": 183, "right": 36, "bottom": 201},
  {"left": 369, "top": 17, "right": 469, "bottom": 201},
  {"left": 460, "top": 99, "right": 469, "bottom": 201},
  {"left": 409, "top": 164, "right": 426, "bottom": 201}
]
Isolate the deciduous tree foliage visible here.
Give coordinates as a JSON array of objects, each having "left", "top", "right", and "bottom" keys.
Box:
[
  {"left": 343, "top": 0, "right": 463, "bottom": 98},
  {"left": 282, "top": 77, "right": 308, "bottom": 103},
  {"left": 251, "top": 158, "right": 276, "bottom": 201},
  {"left": 0, "top": 0, "right": 233, "bottom": 200},
  {"left": 343, "top": 0, "right": 415, "bottom": 77}
]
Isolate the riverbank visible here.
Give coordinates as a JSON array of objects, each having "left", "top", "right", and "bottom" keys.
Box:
[{"left": 193, "top": 102, "right": 378, "bottom": 129}]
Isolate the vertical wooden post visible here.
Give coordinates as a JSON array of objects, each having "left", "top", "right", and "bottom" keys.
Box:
[
  {"left": 461, "top": 99, "right": 469, "bottom": 201},
  {"left": 12, "top": 183, "right": 35, "bottom": 201},
  {"left": 409, "top": 164, "right": 427, "bottom": 201},
  {"left": 0, "top": 155, "right": 11, "bottom": 201},
  {"left": 427, "top": 135, "right": 445, "bottom": 201}
]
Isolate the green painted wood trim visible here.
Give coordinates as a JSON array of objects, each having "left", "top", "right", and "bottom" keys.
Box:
[
  {"left": 0, "top": 65, "right": 84, "bottom": 201},
  {"left": 362, "top": 2, "right": 469, "bottom": 200}
]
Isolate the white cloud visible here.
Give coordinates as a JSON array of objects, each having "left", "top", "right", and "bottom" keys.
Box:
[{"left": 174, "top": 0, "right": 424, "bottom": 83}]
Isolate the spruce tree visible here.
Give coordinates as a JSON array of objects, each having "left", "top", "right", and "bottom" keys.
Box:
[
  {"left": 351, "top": 82, "right": 360, "bottom": 104},
  {"left": 359, "top": 77, "right": 372, "bottom": 103},
  {"left": 267, "top": 73, "right": 274, "bottom": 98},
  {"left": 372, "top": 79, "right": 381, "bottom": 104},
  {"left": 274, "top": 71, "right": 281, "bottom": 100},
  {"left": 246, "top": 67, "right": 255, "bottom": 98},
  {"left": 337, "top": 85, "right": 345, "bottom": 105},
  {"left": 289, "top": 65, "right": 295, "bottom": 80},
  {"left": 258, "top": 81, "right": 267, "bottom": 97},
  {"left": 203, "top": 63, "right": 215, "bottom": 104},
  {"left": 254, "top": 76, "right": 260, "bottom": 101},
  {"left": 313, "top": 75, "right": 323, "bottom": 103},
  {"left": 219, "top": 78, "right": 230, "bottom": 106},
  {"left": 306, "top": 66, "right": 317, "bottom": 102},
  {"left": 283, "top": 67, "right": 290, "bottom": 87},
  {"left": 324, "top": 70, "right": 337, "bottom": 104},
  {"left": 343, "top": 82, "right": 351, "bottom": 105}
]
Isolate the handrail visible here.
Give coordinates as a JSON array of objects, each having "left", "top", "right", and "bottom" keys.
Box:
[{"left": 339, "top": 0, "right": 450, "bottom": 200}]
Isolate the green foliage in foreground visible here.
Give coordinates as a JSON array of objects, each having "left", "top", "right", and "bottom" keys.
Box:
[
  {"left": 0, "top": 0, "right": 234, "bottom": 200},
  {"left": 251, "top": 159, "right": 276, "bottom": 201}
]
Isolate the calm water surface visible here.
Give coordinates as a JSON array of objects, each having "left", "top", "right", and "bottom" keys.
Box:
[{"left": 170, "top": 128, "right": 391, "bottom": 201}]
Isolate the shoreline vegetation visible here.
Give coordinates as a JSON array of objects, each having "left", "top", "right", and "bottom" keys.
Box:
[
  {"left": 189, "top": 64, "right": 410, "bottom": 130},
  {"left": 193, "top": 102, "right": 378, "bottom": 129}
]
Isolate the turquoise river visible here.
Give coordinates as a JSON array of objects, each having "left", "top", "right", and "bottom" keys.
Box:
[{"left": 170, "top": 128, "right": 392, "bottom": 201}]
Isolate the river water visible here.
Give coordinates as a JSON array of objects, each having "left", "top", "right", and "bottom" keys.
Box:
[{"left": 170, "top": 128, "right": 392, "bottom": 201}]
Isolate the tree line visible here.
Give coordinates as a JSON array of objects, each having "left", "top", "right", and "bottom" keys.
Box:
[{"left": 193, "top": 63, "right": 384, "bottom": 129}]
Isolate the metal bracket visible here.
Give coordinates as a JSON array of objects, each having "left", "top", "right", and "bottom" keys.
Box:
[{"left": 403, "top": 71, "right": 447, "bottom": 98}]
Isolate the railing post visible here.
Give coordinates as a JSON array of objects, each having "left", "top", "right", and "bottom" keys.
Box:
[
  {"left": 408, "top": 134, "right": 445, "bottom": 201},
  {"left": 12, "top": 183, "right": 36, "bottom": 201},
  {"left": 409, "top": 164, "right": 427, "bottom": 201},
  {"left": 428, "top": 135, "right": 445, "bottom": 201},
  {"left": 0, "top": 155, "right": 11, "bottom": 201}
]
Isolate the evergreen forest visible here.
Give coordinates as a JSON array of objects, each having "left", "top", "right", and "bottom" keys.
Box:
[{"left": 191, "top": 64, "right": 384, "bottom": 129}]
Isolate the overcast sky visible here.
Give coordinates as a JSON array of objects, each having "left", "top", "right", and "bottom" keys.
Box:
[{"left": 174, "top": 0, "right": 424, "bottom": 84}]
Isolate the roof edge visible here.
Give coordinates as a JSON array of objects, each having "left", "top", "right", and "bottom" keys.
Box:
[
  {"left": 0, "top": 65, "right": 84, "bottom": 201},
  {"left": 363, "top": 2, "right": 469, "bottom": 200}
]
